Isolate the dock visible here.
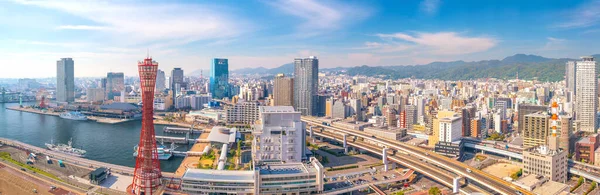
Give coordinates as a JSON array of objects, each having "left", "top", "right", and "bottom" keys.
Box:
[
  {"left": 155, "top": 135, "right": 191, "bottom": 144},
  {"left": 163, "top": 126, "right": 204, "bottom": 134}
]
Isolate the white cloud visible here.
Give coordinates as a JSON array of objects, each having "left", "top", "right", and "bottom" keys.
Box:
[
  {"left": 266, "top": 0, "right": 371, "bottom": 36},
  {"left": 556, "top": 0, "right": 600, "bottom": 28},
  {"left": 56, "top": 25, "right": 108, "bottom": 30},
  {"left": 420, "top": 0, "right": 441, "bottom": 15},
  {"left": 14, "top": 0, "right": 251, "bottom": 46},
  {"left": 540, "top": 37, "right": 567, "bottom": 51},
  {"left": 376, "top": 32, "right": 497, "bottom": 55}
]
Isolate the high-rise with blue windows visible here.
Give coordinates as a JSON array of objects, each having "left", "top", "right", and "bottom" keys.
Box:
[{"left": 210, "top": 58, "right": 230, "bottom": 100}]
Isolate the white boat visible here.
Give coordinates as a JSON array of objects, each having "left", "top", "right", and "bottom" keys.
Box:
[
  {"left": 133, "top": 142, "right": 175, "bottom": 160},
  {"left": 45, "top": 138, "right": 86, "bottom": 157},
  {"left": 59, "top": 112, "right": 88, "bottom": 121}
]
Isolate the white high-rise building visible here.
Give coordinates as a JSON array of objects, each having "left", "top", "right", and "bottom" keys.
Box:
[
  {"left": 253, "top": 106, "right": 305, "bottom": 163},
  {"left": 438, "top": 116, "right": 462, "bottom": 142},
  {"left": 226, "top": 101, "right": 259, "bottom": 125},
  {"left": 575, "top": 56, "right": 597, "bottom": 132}
]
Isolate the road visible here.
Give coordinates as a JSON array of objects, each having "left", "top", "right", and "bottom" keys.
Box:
[
  {"left": 314, "top": 129, "right": 490, "bottom": 195},
  {"left": 303, "top": 117, "right": 531, "bottom": 195}
]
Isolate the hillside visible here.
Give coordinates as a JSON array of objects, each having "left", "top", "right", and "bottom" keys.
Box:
[{"left": 343, "top": 54, "right": 600, "bottom": 82}]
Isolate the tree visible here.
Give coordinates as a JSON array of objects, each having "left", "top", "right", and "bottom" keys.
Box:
[{"left": 428, "top": 187, "right": 441, "bottom": 195}]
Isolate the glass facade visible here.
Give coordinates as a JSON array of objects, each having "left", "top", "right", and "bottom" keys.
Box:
[{"left": 211, "top": 58, "right": 230, "bottom": 100}]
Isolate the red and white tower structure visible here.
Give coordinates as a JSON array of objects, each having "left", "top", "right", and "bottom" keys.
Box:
[
  {"left": 550, "top": 101, "right": 559, "bottom": 137},
  {"left": 129, "top": 57, "right": 162, "bottom": 195}
]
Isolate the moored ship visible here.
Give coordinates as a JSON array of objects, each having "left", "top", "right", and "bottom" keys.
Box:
[
  {"left": 59, "top": 112, "right": 88, "bottom": 121},
  {"left": 45, "top": 138, "right": 87, "bottom": 157}
]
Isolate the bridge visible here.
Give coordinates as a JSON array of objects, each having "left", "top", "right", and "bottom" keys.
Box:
[
  {"left": 303, "top": 116, "right": 533, "bottom": 195},
  {"left": 463, "top": 142, "right": 523, "bottom": 159}
]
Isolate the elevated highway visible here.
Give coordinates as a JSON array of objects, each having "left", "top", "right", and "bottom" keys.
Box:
[
  {"left": 303, "top": 116, "right": 532, "bottom": 195},
  {"left": 462, "top": 139, "right": 600, "bottom": 183},
  {"left": 313, "top": 130, "right": 488, "bottom": 195}
]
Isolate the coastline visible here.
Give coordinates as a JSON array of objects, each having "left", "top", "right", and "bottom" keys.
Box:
[{"left": 6, "top": 106, "right": 137, "bottom": 124}]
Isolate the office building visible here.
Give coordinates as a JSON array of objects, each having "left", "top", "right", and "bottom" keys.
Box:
[
  {"left": 105, "top": 72, "right": 124, "bottom": 100},
  {"left": 87, "top": 88, "right": 105, "bottom": 102},
  {"left": 428, "top": 110, "right": 456, "bottom": 147},
  {"left": 558, "top": 115, "right": 573, "bottom": 153},
  {"left": 253, "top": 106, "right": 305, "bottom": 163},
  {"left": 566, "top": 61, "right": 576, "bottom": 94},
  {"left": 273, "top": 74, "right": 293, "bottom": 106},
  {"left": 193, "top": 94, "right": 211, "bottom": 110},
  {"left": 332, "top": 100, "right": 347, "bottom": 119},
  {"left": 56, "top": 58, "right": 74, "bottom": 102},
  {"left": 170, "top": 68, "right": 184, "bottom": 90},
  {"left": 181, "top": 157, "right": 324, "bottom": 195},
  {"left": 575, "top": 134, "right": 600, "bottom": 164},
  {"left": 325, "top": 99, "right": 333, "bottom": 117},
  {"left": 518, "top": 104, "right": 547, "bottom": 133},
  {"left": 523, "top": 112, "right": 550, "bottom": 148},
  {"left": 156, "top": 69, "right": 166, "bottom": 92},
  {"left": 349, "top": 98, "right": 363, "bottom": 121},
  {"left": 438, "top": 116, "right": 462, "bottom": 143},
  {"left": 470, "top": 118, "right": 482, "bottom": 138},
  {"left": 523, "top": 145, "right": 567, "bottom": 183},
  {"left": 575, "top": 56, "right": 597, "bottom": 132},
  {"left": 171, "top": 68, "right": 184, "bottom": 101},
  {"left": 293, "top": 56, "right": 318, "bottom": 116},
  {"left": 363, "top": 126, "right": 407, "bottom": 141},
  {"left": 226, "top": 101, "right": 259, "bottom": 125},
  {"left": 210, "top": 58, "right": 230, "bottom": 100}
]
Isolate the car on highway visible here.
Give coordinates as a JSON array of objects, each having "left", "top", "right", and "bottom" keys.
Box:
[{"left": 466, "top": 168, "right": 472, "bottom": 173}]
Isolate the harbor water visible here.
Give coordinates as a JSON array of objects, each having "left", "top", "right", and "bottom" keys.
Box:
[{"left": 0, "top": 103, "right": 193, "bottom": 172}]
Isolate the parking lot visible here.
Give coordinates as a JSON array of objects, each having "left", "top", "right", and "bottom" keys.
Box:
[{"left": 0, "top": 145, "right": 93, "bottom": 178}]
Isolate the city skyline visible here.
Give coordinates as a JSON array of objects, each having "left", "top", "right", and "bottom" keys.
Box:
[{"left": 1, "top": 0, "right": 600, "bottom": 78}]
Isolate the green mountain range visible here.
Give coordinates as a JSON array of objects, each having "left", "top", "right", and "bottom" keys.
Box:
[
  {"left": 342, "top": 54, "right": 600, "bottom": 82},
  {"left": 224, "top": 54, "right": 600, "bottom": 82}
]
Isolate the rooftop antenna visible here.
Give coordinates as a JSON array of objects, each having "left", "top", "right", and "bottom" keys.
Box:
[{"left": 147, "top": 48, "right": 150, "bottom": 59}]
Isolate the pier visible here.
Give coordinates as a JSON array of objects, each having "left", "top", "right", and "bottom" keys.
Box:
[
  {"left": 156, "top": 135, "right": 191, "bottom": 144},
  {"left": 163, "top": 126, "right": 204, "bottom": 134}
]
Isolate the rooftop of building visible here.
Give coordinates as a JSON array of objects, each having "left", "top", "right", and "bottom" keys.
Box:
[
  {"left": 525, "top": 145, "right": 562, "bottom": 156},
  {"left": 524, "top": 111, "right": 549, "bottom": 118},
  {"left": 514, "top": 174, "right": 544, "bottom": 188},
  {"left": 438, "top": 116, "right": 461, "bottom": 122},
  {"left": 259, "top": 106, "right": 298, "bottom": 113},
  {"left": 258, "top": 162, "right": 316, "bottom": 175},
  {"left": 207, "top": 126, "right": 238, "bottom": 144},
  {"left": 576, "top": 134, "right": 598, "bottom": 145},
  {"left": 182, "top": 169, "right": 255, "bottom": 183},
  {"left": 532, "top": 180, "right": 569, "bottom": 195}
]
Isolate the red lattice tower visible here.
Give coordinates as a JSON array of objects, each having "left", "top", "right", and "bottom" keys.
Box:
[{"left": 129, "top": 57, "right": 161, "bottom": 195}]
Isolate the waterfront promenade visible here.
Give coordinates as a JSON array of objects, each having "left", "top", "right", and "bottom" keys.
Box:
[
  {"left": 6, "top": 106, "right": 136, "bottom": 124},
  {"left": 0, "top": 137, "right": 177, "bottom": 178}
]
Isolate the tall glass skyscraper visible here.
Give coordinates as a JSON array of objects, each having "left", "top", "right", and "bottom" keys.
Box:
[
  {"left": 293, "top": 56, "right": 319, "bottom": 116},
  {"left": 210, "top": 58, "right": 230, "bottom": 100},
  {"left": 56, "top": 58, "right": 74, "bottom": 103}
]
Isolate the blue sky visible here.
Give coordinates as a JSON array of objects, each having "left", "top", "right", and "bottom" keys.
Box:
[{"left": 0, "top": 0, "right": 599, "bottom": 78}]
